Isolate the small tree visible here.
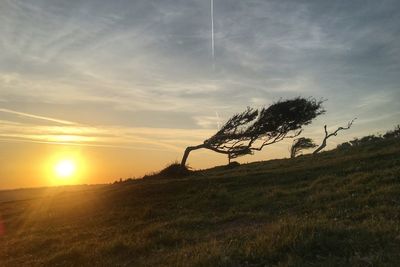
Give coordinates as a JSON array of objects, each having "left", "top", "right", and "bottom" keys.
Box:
[
  {"left": 313, "top": 119, "right": 356, "bottom": 154},
  {"left": 383, "top": 125, "right": 400, "bottom": 139},
  {"left": 290, "top": 137, "right": 317, "bottom": 158},
  {"left": 181, "top": 97, "right": 325, "bottom": 167}
]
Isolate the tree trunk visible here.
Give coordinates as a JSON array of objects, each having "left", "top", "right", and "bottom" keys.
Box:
[
  {"left": 290, "top": 147, "right": 296, "bottom": 158},
  {"left": 313, "top": 139, "right": 326, "bottom": 155},
  {"left": 313, "top": 120, "right": 355, "bottom": 155},
  {"left": 313, "top": 125, "right": 328, "bottom": 155},
  {"left": 180, "top": 144, "right": 206, "bottom": 167}
]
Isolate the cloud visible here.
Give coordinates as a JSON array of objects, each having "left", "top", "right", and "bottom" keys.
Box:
[
  {"left": 0, "top": 108, "right": 216, "bottom": 152},
  {"left": 0, "top": 0, "right": 399, "bottom": 138}
]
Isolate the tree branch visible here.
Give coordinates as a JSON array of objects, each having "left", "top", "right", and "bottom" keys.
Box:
[{"left": 313, "top": 118, "right": 356, "bottom": 155}]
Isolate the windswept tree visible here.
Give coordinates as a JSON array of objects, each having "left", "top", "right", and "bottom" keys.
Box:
[
  {"left": 313, "top": 119, "right": 356, "bottom": 154},
  {"left": 290, "top": 137, "right": 317, "bottom": 158},
  {"left": 181, "top": 97, "right": 325, "bottom": 167}
]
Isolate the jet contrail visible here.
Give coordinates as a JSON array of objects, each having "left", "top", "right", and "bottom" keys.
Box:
[
  {"left": 211, "top": 0, "right": 215, "bottom": 68},
  {"left": 215, "top": 111, "right": 221, "bottom": 130},
  {"left": 0, "top": 108, "right": 76, "bottom": 125}
]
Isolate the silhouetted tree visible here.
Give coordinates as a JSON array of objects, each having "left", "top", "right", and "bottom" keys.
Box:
[
  {"left": 313, "top": 119, "right": 356, "bottom": 154},
  {"left": 350, "top": 134, "right": 382, "bottom": 146},
  {"left": 290, "top": 137, "right": 317, "bottom": 158},
  {"left": 383, "top": 125, "right": 400, "bottom": 139},
  {"left": 181, "top": 97, "right": 325, "bottom": 167},
  {"left": 336, "top": 124, "right": 399, "bottom": 150},
  {"left": 337, "top": 134, "right": 381, "bottom": 149}
]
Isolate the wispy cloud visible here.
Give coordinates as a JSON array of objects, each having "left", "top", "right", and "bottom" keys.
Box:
[{"left": 0, "top": 108, "right": 215, "bottom": 152}]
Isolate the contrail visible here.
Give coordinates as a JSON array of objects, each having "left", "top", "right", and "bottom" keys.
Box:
[
  {"left": 211, "top": 0, "right": 215, "bottom": 69},
  {"left": 215, "top": 111, "right": 221, "bottom": 130},
  {"left": 0, "top": 108, "right": 76, "bottom": 125}
]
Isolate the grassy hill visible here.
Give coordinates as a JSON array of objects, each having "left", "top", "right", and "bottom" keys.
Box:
[{"left": 1, "top": 138, "right": 399, "bottom": 266}]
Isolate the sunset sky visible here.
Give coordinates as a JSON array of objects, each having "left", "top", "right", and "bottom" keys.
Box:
[{"left": 1, "top": 0, "right": 399, "bottom": 189}]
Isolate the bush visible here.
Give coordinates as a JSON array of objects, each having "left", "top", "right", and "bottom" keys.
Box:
[
  {"left": 336, "top": 124, "right": 400, "bottom": 150},
  {"left": 144, "top": 162, "right": 192, "bottom": 179},
  {"left": 158, "top": 163, "right": 192, "bottom": 177},
  {"left": 383, "top": 125, "right": 400, "bottom": 139},
  {"left": 336, "top": 142, "right": 352, "bottom": 150},
  {"left": 226, "top": 161, "right": 241, "bottom": 169},
  {"left": 337, "top": 135, "right": 382, "bottom": 149}
]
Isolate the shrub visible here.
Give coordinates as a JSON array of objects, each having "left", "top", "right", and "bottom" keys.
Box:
[
  {"left": 144, "top": 162, "right": 192, "bottom": 179},
  {"left": 383, "top": 125, "right": 400, "bottom": 139}
]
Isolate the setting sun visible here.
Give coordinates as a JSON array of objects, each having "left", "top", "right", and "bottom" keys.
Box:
[
  {"left": 54, "top": 159, "right": 76, "bottom": 178},
  {"left": 44, "top": 150, "right": 88, "bottom": 186}
]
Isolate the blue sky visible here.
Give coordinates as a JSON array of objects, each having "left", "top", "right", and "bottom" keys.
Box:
[{"left": 0, "top": 0, "right": 399, "bottom": 187}]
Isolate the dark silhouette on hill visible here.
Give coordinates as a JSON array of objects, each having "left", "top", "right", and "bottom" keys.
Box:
[
  {"left": 383, "top": 125, "right": 400, "bottom": 139},
  {"left": 181, "top": 97, "right": 324, "bottom": 167},
  {"left": 290, "top": 137, "right": 317, "bottom": 158},
  {"left": 114, "top": 124, "right": 399, "bottom": 183},
  {"left": 144, "top": 163, "right": 192, "bottom": 179},
  {"left": 337, "top": 124, "right": 400, "bottom": 150}
]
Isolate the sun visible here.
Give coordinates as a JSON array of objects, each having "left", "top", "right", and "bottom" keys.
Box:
[
  {"left": 54, "top": 159, "right": 76, "bottom": 178},
  {"left": 45, "top": 151, "right": 86, "bottom": 185}
]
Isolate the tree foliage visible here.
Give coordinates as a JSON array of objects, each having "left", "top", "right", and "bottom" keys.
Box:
[
  {"left": 181, "top": 97, "right": 325, "bottom": 167},
  {"left": 290, "top": 137, "right": 317, "bottom": 158},
  {"left": 383, "top": 125, "right": 400, "bottom": 139},
  {"left": 337, "top": 124, "right": 400, "bottom": 150}
]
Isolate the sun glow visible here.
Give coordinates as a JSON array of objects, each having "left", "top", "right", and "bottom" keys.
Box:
[
  {"left": 55, "top": 159, "right": 76, "bottom": 178},
  {"left": 44, "top": 149, "right": 88, "bottom": 186}
]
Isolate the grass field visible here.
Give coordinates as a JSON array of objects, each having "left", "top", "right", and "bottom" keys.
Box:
[{"left": 1, "top": 138, "right": 399, "bottom": 266}]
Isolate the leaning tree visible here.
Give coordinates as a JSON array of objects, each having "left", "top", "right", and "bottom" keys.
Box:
[
  {"left": 180, "top": 97, "right": 325, "bottom": 167},
  {"left": 312, "top": 119, "right": 356, "bottom": 154},
  {"left": 290, "top": 137, "right": 317, "bottom": 158}
]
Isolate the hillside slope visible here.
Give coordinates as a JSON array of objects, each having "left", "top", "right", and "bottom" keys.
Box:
[{"left": 1, "top": 139, "right": 400, "bottom": 266}]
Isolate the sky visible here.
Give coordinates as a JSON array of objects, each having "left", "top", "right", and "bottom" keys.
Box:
[{"left": 0, "top": 0, "right": 399, "bottom": 189}]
